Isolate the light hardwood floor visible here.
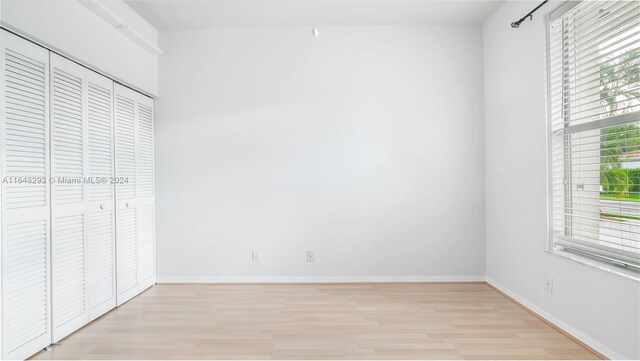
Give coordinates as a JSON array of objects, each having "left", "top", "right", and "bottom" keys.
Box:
[{"left": 32, "top": 283, "right": 601, "bottom": 360}]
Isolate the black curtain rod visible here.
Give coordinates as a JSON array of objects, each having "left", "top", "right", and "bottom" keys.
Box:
[{"left": 511, "top": 0, "right": 549, "bottom": 28}]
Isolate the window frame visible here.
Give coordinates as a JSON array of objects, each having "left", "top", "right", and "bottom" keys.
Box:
[{"left": 545, "top": 0, "right": 640, "bottom": 279}]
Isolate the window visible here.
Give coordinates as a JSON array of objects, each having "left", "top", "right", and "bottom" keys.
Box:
[{"left": 548, "top": 1, "right": 640, "bottom": 271}]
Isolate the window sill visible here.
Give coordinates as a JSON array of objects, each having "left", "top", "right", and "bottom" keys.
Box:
[{"left": 547, "top": 249, "right": 640, "bottom": 282}]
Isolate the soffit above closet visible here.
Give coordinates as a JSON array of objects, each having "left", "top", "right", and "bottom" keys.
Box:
[{"left": 124, "top": 0, "right": 504, "bottom": 30}]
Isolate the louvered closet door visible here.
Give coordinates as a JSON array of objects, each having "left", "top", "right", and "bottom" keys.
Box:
[
  {"left": 114, "top": 84, "right": 139, "bottom": 305},
  {"left": 0, "top": 30, "right": 51, "bottom": 360},
  {"left": 50, "top": 53, "right": 88, "bottom": 342},
  {"left": 137, "top": 95, "right": 155, "bottom": 291},
  {"left": 86, "top": 71, "right": 116, "bottom": 321}
]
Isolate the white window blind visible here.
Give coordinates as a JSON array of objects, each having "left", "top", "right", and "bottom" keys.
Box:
[{"left": 549, "top": 0, "right": 640, "bottom": 270}]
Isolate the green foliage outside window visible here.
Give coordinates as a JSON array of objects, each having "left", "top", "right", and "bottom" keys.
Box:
[{"left": 599, "top": 49, "right": 640, "bottom": 200}]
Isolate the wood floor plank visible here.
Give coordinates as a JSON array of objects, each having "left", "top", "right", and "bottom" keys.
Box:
[{"left": 31, "top": 283, "right": 601, "bottom": 360}]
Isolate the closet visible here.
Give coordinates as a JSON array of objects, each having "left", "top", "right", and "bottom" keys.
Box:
[{"left": 0, "top": 29, "right": 156, "bottom": 360}]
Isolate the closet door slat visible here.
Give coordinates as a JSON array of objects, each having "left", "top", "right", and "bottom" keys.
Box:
[
  {"left": 114, "top": 84, "right": 139, "bottom": 305},
  {"left": 137, "top": 96, "right": 155, "bottom": 290},
  {"left": 50, "top": 54, "right": 88, "bottom": 342},
  {"left": 86, "top": 72, "right": 116, "bottom": 320},
  {"left": 1, "top": 29, "right": 52, "bottom": 360}
]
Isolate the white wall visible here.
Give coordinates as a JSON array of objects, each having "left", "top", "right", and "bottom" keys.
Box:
[
  {"left": 483, "top": 2, "right": 640, "bottom": 359},
  {"left": 156, "top": 25, "right": 485, "bottom": 282},
  {"left": 0, "top": 0, "right": 159, "bottom": 96}
]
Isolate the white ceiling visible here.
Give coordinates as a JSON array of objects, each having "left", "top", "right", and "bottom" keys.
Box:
[{"left": 124, "top": 0, "right": 504, "bottom": 31}]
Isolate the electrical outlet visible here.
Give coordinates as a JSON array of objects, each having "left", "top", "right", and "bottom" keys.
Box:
[
  {"left": 545, "top": 278, "right": 554, "bottom": 294},
  {"left": 307, "top": 251, "right": 314, "bottom": 263},
  {"left": 252, "top": 251, "right": 259, "bottom": 263}
]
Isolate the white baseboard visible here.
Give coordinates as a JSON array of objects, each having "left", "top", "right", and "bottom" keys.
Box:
[
  {"left": 486, "top": 277, "right": 622, "bottom": 360},
  {"left": 157, "top": 275, "right": 486, "bottom": 284}
]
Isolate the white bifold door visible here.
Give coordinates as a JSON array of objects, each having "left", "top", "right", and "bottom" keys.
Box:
[
  {"left": 114, "top": 84, "right": 155, "bottom": 306},
  {"left": 0, "top": 30, "right": 155, "bottom": 359},
  {"left": 0, "top": 30, "right": 52, "bottom": 361},
  {"left": 50, "top": 53, "right": 117, "bottom": 342}
]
